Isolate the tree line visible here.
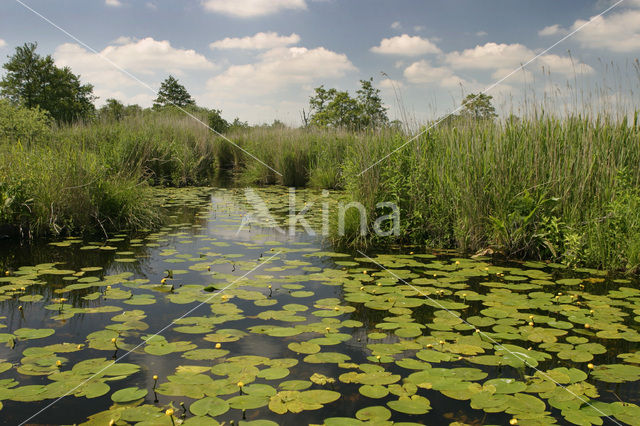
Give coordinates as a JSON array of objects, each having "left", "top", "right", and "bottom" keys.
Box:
[{"left": 0, "top": 42, "right": 498, "bottom": 132}]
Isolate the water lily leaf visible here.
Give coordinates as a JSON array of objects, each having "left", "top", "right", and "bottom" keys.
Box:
[
  {"left": 14, "top": 328, "right": 55, "bottom": 340},
  {"left": 279, "top": 380, "right": 312, "bottom": 391},
  {"left": 355, "top": 405, "right": 391, "bottom": 422},
  {"left": 288, "top": 341, "right": 321, "bottom": 354},
  {"left": 591, "top": 364, "right": 640, "bottom": 383},
  {"left": 227, "top": 394, "right": 270, "bottom": 410},
  {"left": 182, "top": 349, "right": 229, "bottom": 360},
  {"left": 303, "top": 352, "right": 350, "bottom": 364},
  {"left": 484, "top": 378, "right": 527, "bottom": 394},
  {"left": 257, "top": 367, "right": 289, "bottom": 380},
  {"left": 111, "top": 387, "right": 147, "bottom": 403},
  {"left": 189, "top": 397, "right": 229, "bottom": 416},
  {"left": 387, "top": 395, "right": 431, "bottom": 415},
  {"left": 359, "top": 385, "right": 389, "bottom": 399}
]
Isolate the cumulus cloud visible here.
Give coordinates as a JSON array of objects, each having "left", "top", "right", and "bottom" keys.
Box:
[
  {"left": 55, "top": 37, "right": 215, "bottom": 76},
  {"left": 210, "top": 32, "right": 300, "bottom": 50},
  {"left": 445, "top": 42, "right": 593, "bottom": 77},
  {"left": 105, "top": 0, "right": 123, "bottom": 7},
  {"left": 538, "top": 24, "right": 564, "bottom": 37},
  {"left": 202, "top": 0, "right": 307, "bottom": 18},
  {"left": 539, "top": 1, "right": 640, "bottom": 52},
  {"left": 371, "top": 35, "right": 441, "bottom": 56},
  {"left": 53, "top": 37, "right": 216, "bottom": 105},
  {"left": 567, "top": 9, "right": 640, "bottom": 52},
  {"left": 0, "top": 39, "right": 6, "bottom": 48},
  {"left": 391, "top": 21, "right": 401, "bottom": 30},
  {"left": 206, "top": 46, "right": 356, "bottom": 98},
  {"left": 379, "top": 78, "right": 404, "bottom": 89},
  {"left": 404, "top": 60, "right": 468, "bottom": 88}
]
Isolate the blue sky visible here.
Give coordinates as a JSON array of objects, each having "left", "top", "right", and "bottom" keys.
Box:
[{"left": 1, "top": 0, "right": 639, "bottom": 124}]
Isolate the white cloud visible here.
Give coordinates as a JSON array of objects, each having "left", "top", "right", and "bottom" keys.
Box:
[
  {"left": 55, "top": 37, "right": 215, "bottom": 77},
  {"left": 0, "top": 39, "right": 6, "bottom": 48},
  {"left": 112, "top": 36, "right": 133, "bottom": 45},
  {"left": 206, "top": 46, "right": 356, "bottom": 98},
  {"left": 538, "top": 24, "right": 564, "bottom": 37},
  {"left": 54, "top": 37, "right": 216, "bottom": 106},
  {"left": 404, "top": 60, "right": 468, "bottom": 88},
  {"left": 146, "top": 2, "right": 157, "bottom": 10},
  {"left": 568, "top": 9, "right": 640, "bottom": 52},
  {"left": 202, "top": 0, "right": 307, "bottom": 17},
  {"left": 476, "top": 31, "right": 488, "bottom": 37},
  {"left": 371, "top": 34, "right": 441, "bottom": 56},
  {"left": 105, "top": 0, "right": 123, "bottom": 7},
  {"left": 445, "top": 42, "right": 593, "bottom": 77},
  {"left": 446, "top": 42, "right": 533, "bottom": 70},
  {"left": 210, "top": 32, "right": 300, "bottom": 50},
  {"left": 391, "top": 21, "right": 401, "bottom": 30},
  {"left": 413, "top": 25, "right": 426, "bottom": 32}
]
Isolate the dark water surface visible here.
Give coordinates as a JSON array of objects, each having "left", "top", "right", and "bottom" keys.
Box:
[{"left": 0, "top": 187, "right": 639, "bottom": 426}]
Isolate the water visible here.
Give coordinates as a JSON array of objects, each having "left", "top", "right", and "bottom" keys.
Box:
[{"left": 0, "top": 187, "right": 638, "bottom": 425}]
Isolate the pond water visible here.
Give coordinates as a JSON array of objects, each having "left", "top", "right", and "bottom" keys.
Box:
[{"left": 0, "top": 187, "right": 639, "bottom": 426}]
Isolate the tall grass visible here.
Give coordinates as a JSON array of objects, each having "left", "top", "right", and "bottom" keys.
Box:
[
  {"left": 3, "top": 97, "right": 640, "bottom": 271},
  {"left": 0, "top": 142, "right": 158, "bottom": 237},
  {"left": 336, "top": 113, "right": 640, "bottom": 271}
]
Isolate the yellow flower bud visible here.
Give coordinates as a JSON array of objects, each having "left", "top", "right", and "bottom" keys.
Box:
[
  {"left": 215, "top": 343, "right": 221, "bottom": 349},
  {"left": 153, "top": 375, "right": 158, "bottom": 381},
  {"left": 165, "top": 409, "right": 174, "bottom": 416}
]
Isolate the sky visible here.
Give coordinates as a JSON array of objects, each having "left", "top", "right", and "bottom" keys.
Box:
[{"left": 0, "top": 0, "right": 639, "bottom": 125}]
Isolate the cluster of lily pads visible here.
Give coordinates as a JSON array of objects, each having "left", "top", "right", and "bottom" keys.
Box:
[{"left": 0, "top": 188, "right": 639, "bottom": 425}]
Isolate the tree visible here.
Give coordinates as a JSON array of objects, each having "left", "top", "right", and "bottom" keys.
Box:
[
  {"left": 0, "top": 42, "right": 95, "bottom": 123},
  {"left": 460, "top": 93, "right": 497, "bottom": 121},
  {"left": 0, "top": 99, "right": 51, "bottom": 145},
  {"left": 356, "top": 78, "right": 388, "bottom": 128},
  {"left": 308, "top": 78, "right": 389, "bottom": 130},
  {"left": 229, "top": 117, "right": 250, "bottom": 131},
  {"left": 99, "top": 98, "right": 125, "bottom": 121},
  {"left": 153, "top": 76, "right": 195, "bottom": 108},
  {"left": 207, "top": 109, "right": 229, "bottom": 134}
]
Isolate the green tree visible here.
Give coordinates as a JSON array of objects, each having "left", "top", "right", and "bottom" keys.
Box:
[
  {"left": 229, "top": 117, "right": 250, "bottom": 131},
  {"left": 0, "top": 99, "right": 51, "bottom": 145},
  {"left": 356, "top": 78, "right": 388, "bottom": 128},
  {"left": 99, "top": 98, "right": 125, "bottom": 121},
  {"left": 460, "top": 93, "right": 497, "bottom": 121},
  {"left": 0, "top": 42, "right": 95, "bottom": 123},
  {"left": 308, "top": 78, "right": 389, "bottom": 130},
  {"left": 207, "top": 109, "right": 229, "bottom": 134},
  {"left": 153, "top": 76, "right": 195, "bottom": 108}
]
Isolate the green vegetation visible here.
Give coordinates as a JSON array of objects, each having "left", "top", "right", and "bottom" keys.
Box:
[
  {"left": 2, "top": 191, "right": 640, "bottom": 425},
  {"left": 0, "top": 43, "right": 95, "bottom": 123},
  {"left": 305, "top": 78, "right": 389, "bottom": 129},
  {"left": 3, "top": 94, "right": 640, "bottom": 272},
  {"left": 153, "top": 75, "right": 195, "bottom": 109},
  {"left": 1, "top": 41, "right": 640, "bottom": 272}
]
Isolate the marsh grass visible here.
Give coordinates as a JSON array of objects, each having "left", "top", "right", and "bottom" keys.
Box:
[{"left": 3, "top": 98, "right": 640, "bottom": 271}]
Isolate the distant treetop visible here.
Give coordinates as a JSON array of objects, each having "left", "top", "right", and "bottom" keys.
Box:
[{"left": 153, "top": 75, "right": 195, "bottom": 109}]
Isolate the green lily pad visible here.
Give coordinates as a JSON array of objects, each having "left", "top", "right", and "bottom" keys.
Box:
[{"left": 111, "top": 387, "right": 147, "bottom": 403}]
